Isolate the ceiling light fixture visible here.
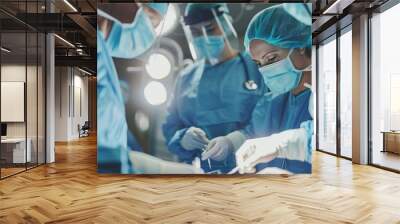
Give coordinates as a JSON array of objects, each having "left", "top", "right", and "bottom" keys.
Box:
[
  {"left": 63, "top": 0, "right": 78, "bottom": 12},
  {"left": 54, "top": 34, "right": 75, "bottom": 48},
  {"left": 1, "top": 47, "right": 11, "bottom": 53},
  {"left": 322, "top": 0, "right": 353, "bottom": 15},
  {"left": 78, "top": 67, "right": 92, "bottom": 76}
]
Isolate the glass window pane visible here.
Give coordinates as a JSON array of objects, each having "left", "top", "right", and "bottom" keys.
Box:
[
  {"left": 38, "top": 33, "right": 45, "bottom": 165},
  {"left": 1, "top": 31, "right": 27, "bottom": 177},
  {"left": 27, "top": 31, "right": 38, "bottom": 169},
  {"left": 340, "top": 29, "right": 352, "bottom": 158},
  {"left": 371, "top": 3, "right": 400, "bottom": 171},
  {"left": 1, "top": 1, "right": 46, "bottom": 179},
  {"left": 318, "top": 37, "right": 337, "bottom": 154}
]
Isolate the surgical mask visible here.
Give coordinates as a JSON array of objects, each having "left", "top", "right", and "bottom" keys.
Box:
[
  {"left": 98, "top": 8, "right": 156, "bottom": 59},
  {"left": 259, "top": 49, "right": 302, "bottom": 98},
  {"left": 193, "top": 35, "right": 225, "bottom": 64}
]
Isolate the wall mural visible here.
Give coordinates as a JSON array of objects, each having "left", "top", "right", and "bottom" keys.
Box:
[{"left": 97, "top": 2, "right": 313, "bottom": 175}]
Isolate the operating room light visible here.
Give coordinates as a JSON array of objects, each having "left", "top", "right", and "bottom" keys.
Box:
[
  {"left": 144, "top": 81, "right": 167, "bottom": 106},
  {"left": 135, "top": 111, "right": 150, "bottom": 132},
  {"left": 145, "top": 53, "right": 171, "bottom": 80},
  {"left": 155, "top": 4, "right": 178, "bottom": 36}
]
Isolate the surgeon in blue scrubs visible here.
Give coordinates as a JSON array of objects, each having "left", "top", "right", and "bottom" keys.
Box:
[
  {"left": 98, "top": 3, "right": 200, "bottom": 174},
  {"left": 203, "top": 3, "right": 314, "bottom": 174},
  {"left": 162, "top": 3, "right": 265, "bottom": 173}
]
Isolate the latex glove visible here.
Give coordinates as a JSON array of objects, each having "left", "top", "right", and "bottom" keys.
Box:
[
  {"left": 129, "top": 151, "right": 204, "bottom": 174},
  {"left": 201, "top": 136, "right": 233, "bottom": 161},
  {"left": 235, "top": 128, "right": 307, "bottom": 174},
  {"left": 180, "top": 127, "right": 209, "bottom": 151}
]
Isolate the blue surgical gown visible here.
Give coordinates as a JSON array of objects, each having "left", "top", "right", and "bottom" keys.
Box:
[
  {"left": 244, "top": 88, "right": 313, "bottom": 174},
  {"left": 162, "top": 53, "right": 265, "bottom": 173},
  {"left": 97, "top": 31, "right": 131, "bottom": 174}
]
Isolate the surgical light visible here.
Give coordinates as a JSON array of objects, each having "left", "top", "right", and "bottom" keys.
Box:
[
  {"left": 145, "top": 53, "right": 171, "bottom": 80},
  {"left": 155, "top": 4, "right": 178, "bottom": 36},
  {"left": 144, "top": 81, "right": 167, "bottom": 106}
]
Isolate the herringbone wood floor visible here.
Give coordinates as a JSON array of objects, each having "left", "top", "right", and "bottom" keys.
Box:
[{"left": 1, "top": 135, "right": 400, "bottom": 224}]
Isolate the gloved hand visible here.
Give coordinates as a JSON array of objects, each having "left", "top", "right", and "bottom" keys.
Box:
[
  {"left": 201, "top": 136, "right": 233, "bottom": 161},
  {"left": 235, "top": 128, "right": 307, "bottom": 174},
  {"left": 129, "top": 151, "right": 204, "bottom": 174},
  {"left": 180, "top": 127, "right": 209, "bottom": 151}
]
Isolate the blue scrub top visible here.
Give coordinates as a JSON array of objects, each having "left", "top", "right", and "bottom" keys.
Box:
[
  {"left": 244, "top": 88, "right": 313, "bottom": 174},
  {"left": 162, "top": 53, "right": 265, "bottom": 173},
  {"left": 97, "top": 31, "right": 131, "bottom": 174}
]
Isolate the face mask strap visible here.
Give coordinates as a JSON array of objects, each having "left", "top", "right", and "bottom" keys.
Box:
[{"left": 286, "top": 48, "right": 297, "bottom": 69}]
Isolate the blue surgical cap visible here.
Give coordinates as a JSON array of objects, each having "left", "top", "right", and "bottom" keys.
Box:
[
  {"left": 283, "top": 3, "right": 312, "bottom": 25},
  {"left": 146, "top": 3, "right": 169, "bottom": 17},
  {"left": 244, "top": 4, "right": 311, "bottom": 50}
]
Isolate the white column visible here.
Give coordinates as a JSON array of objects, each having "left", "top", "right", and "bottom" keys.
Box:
[
  {"left": 46, "top": 33, "right": 55, "bottom": 163},
  {"left": 352, "top": 14, "right": 369, "bottom": 164},
  {"left": 45, "top": 1, "right": 55, "bottom": 163}
]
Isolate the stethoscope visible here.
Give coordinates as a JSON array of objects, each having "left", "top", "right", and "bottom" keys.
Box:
[{"left": 238, "top": 53, "right": 258, "bottom": 91}]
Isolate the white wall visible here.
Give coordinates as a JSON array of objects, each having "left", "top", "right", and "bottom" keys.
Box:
[
  {"left": 55, "top": 66, "right": 69, "bottom": 141},
  {"left": 1, "top": 65, "right": 26, "bottom": 140},
  {"left": 71, "top": 73, "right": 89, "bottom": 138},
  {"left": 1, "top": 63, "right": 46, "bottom": 163},
  {"left": 54, "top": 67, "right": 89, "bottom": 141}
]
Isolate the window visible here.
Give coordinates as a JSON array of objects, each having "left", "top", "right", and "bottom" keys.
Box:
[
  {"left": 317, "top": 36, "right": 337, "bottom": 154},
  {"left": 370, "top": 3, "right": 400, "bottom": 171},
  {"left": 339, "top": 28, "right": 352, "bottom": 158},
  {"left": 0, "top": 1, "right": 47, "bottom": 179}
]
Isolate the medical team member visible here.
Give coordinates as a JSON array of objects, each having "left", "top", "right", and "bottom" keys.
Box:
[
  {"left": 97, "top": 3, "right": 202, "bottom": 174},
  {"left": 97, "top": 3, "right": 167, "bottom": 173},
  {"left": 203, "top": 4, "right": 313, "bottom": 174},
  {"left": 162, "top": 3, "right": 265, "bottom": 173}
]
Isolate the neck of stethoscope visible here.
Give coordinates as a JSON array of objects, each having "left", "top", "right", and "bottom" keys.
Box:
[
  {"left": 238, "top": 53, "right": 250, "bottom": 80},
  {"left": 238, "top": 53, "right": 259, "bottom": 91}
]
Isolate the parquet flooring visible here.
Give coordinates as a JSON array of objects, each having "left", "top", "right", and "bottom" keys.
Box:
[{"left": 1, "top": 135, "right": 400, "bottom": 223}]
